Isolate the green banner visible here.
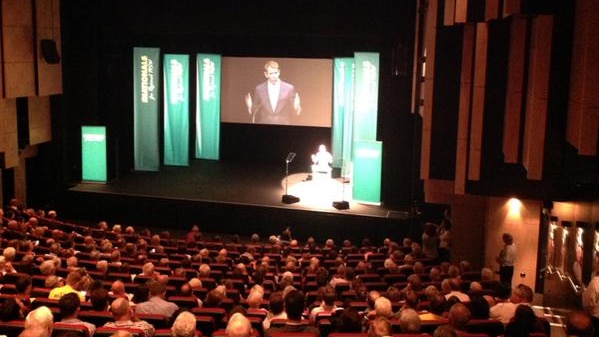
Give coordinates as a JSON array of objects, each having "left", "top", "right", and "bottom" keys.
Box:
[
  {"left": 196, "top": 54, "right": 221, "bottom": 160},
  {"left": 352, "top": 140, "right": 382, "bottom": 204},
  {"left": 133, "top": 47, "right": 160, "bottom": 171},
  {"left": 333, "top": 58, "right": 355, "bottom": 175},
  {"left": 164, "top": 54, "right": 190, "bottom": 166},
  {"left": 81, "top": 126, "right": 107, "bottom": 182},
  {"left": 353, "top": 52, "right": 379, "bottom": 141}
]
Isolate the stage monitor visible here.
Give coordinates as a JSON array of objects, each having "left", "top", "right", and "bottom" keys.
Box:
[{"left": 221, "top": 57, "right": 333, "bottom": 127}]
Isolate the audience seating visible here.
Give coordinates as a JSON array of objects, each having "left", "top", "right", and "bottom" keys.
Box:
[
  {"left": 53, "top": 322, "right": 90, "bottom": 337},
  {"left": 95, "top": 326, "right": 145, "bottom": 337},
  {"left": 0, "top": 319, "right": 25, "bottom": 336}
]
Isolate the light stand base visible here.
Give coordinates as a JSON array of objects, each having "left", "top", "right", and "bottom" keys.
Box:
[
  {"left": 332, "top": 200, "right": 350, "bottom": 210},
  {"left": 282, "top": 194, "right": 300, "bottom": 204}
]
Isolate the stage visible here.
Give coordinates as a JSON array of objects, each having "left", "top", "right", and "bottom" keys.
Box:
[{"left": 62, "top": 160, "right": 421, "bottom": 243}]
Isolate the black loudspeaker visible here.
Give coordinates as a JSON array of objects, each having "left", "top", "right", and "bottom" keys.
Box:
[
  {"left": 332, "top": 201, "right": 349, "bottom": 210},
  {"left": 282, "top": 194, "right": 300, "bottom": 204},
  {"left": 40, "top": 39, "right": 60, "bottom": 64}
]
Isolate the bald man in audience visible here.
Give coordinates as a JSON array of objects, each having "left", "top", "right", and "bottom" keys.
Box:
[
  {"left": 104, "top": 298, "right": 155, "bottom": 337},
  {"left": 226, "top": 312, "right": 253, "bottom": 337}
]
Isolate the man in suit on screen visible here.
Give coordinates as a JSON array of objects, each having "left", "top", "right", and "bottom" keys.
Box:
[{"left": 245, "top": 60, "right": 301, "bottom": 124}]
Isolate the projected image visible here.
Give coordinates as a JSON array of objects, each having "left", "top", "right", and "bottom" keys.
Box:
[{"left": 221, "top": 57, "right": 333, "bottom": 127}]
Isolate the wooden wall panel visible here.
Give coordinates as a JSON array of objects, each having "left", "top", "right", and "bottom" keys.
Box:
[
  {"left": 28, "top": 96, "right": 52, "bottom": 145},
  {"left": 522, "top": 15, "right": 553, "bottom": 180},
  {"left": 503, "top": 17, "right": 527, "bottom": 163},
  {"left": 420, "top": 0, "right": 439, "bottom": 179},
  {"left": 2, "top": 0, "right": 35, "bottom": 98},
  {"left": 444, "top": 0, "right": 456, "bottom": 26},
  {"left": 503, "top": 0, "right": 521, "bottom": 18},
  {"left": 455, "top": 24, "right": 476, "bottom": 194},
  {"left": 468, "top": 23, "right": 488, "bottom": 181},
  {"left": 0, "top": 99, "right": 19, "bottom": 168},
  {"left": 36, "top": 0, "right": 63, "bottom": 96},
  {"left": 455, "top": 0, "right": 468, "bottom": 23},
  {"left": 486, "top": 0, "right": 500, "bottom": 21},
  {"left": 567, "top": 0, "right": 599, "bottom": 155}
]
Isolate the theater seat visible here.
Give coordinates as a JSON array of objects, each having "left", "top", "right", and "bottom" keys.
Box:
[
  {"left": 95, "top": 327, "right": 145, "bottom": 337},
  {"left": 0, "top": 319, "right": 25, "bottom": 336},
  {"left": 53, "top": 323, "right": 90, "bottom": 337}
]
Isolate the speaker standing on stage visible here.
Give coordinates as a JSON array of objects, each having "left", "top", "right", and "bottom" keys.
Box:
[{"left": 496, "top": 233, "right": 517, "bottom": 286}]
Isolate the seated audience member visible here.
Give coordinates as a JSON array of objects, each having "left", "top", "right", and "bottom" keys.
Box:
[
  {"left": 419, "top": 294, "right": 446, "bottom": 321},
  {"left": 398, "top": 308, "right": 421, "bottom": 333},
  {"left": 489, "top": 283, "right": 530, "bottom": 324},
  {"left": 373, "top": 296, "right": 394, "bottom": 319},
  {"left": 15, "top": 274, "right": 33, "bottom": 314},
  {"left": 171, "top": 310, "right": 197, "bottom": 337},
  {"left": 179, "top": 282, "right": 203, "bottom": 308},
  {"left": 246, "top": 289, "right": 267, "bottom": 314},
  {"left": 110, "top": 280, "right": 133, "bottom": 301},
  {"left": 58, "top": 293, "right": 97, "bottom": 336},
  {"left": 468, "top": 294, "right": 490, "bottom": 319},
  {"left": 137, "top": 262, "right": 160, "bottom": 281},
  {"left": 104, "top": 298, "right": 155, "bottom": 337},
  {"left": 91, "top": 287, "right": 110, "bottom": 311},
  {"left": 265, "top": 290, "right": 321, "bottom": 337},
  {"left": 45, "top": 275, "right": 65, "bottom": 289},
  {"left": 367, "top": 317, "right": 392, "bottom": 337},
  {"left": 226, "top": 312, "right": 252, "bottom": 337},
  {"left": 443, "top": 278, "right": 470, "bottom": 303},
  {"left": 332, "top": 307, "right": 362, "bottom": 333},
  {"left": 0, "top": 297, "right": 25, "bottom": 321},
  {"left": 48, "top": 269, "right": 87, "bottom": 301},
  {"left": 263, "top": 292, "right": 287, "bottom": 330},
  {"left": 23, "top": 306, "right": 54, "bottom": 337},
  {"left": 131, "top": 284, "right": 150, "bottom": 305},
  {"left": 135, "top": 280, "right": 179, "bottom": 318},
  {"left": 309, "top": 286, "right": 340, "bottom": 323},
  {"left": 565, "top": 310, "right": 595, "bottom": 337},
  {"left": 433, "top": 325, "right": 457, "bottom": 337},
  {"left": 447, "top": 303, "right": 471, "bottom": 334},
  {"left": 504, "top": 305, "right": 549, "bottom": 337}
]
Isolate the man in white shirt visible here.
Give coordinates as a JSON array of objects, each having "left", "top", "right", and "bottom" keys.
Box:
[{"left": 497, "top": 233, "right": 517, "bottom": 286}]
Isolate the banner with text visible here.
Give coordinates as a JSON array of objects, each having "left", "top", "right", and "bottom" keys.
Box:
[
  {"left": 352, "top": 140, "right": 382, "bottom": 204},
  {"left": 353, "top": 52, "right": 379, "bottom": 141},
  {"left": 82, "top": 126, "right": 107, "bottom": 182},
  {"left": 333, "top": 58, "right": 355, "bottom": 176},
  {"left": 164, "top": 54, "right": 190, "bottom": 166},
  {"left": 133, "top": 47, "right": 160, "bottom": 171},
  {"left": 196, "top": 54, "right": 221, "bottom": 160}
]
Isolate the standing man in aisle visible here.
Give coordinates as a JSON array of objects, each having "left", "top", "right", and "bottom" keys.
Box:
[{"left": 496, "top": 233, "right": 517, "bottom": 286}]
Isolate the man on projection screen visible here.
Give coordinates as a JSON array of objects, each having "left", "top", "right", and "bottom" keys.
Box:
[{"left": 245, "top": 60, "right": 301, "bottom": 124}]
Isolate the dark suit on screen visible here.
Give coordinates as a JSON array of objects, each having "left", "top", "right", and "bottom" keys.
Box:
[{"left": 250, "top": 80, "right": 298, "bottom": 125}]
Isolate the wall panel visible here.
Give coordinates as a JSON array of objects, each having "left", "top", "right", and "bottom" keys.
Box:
[
  {"left": 455, "top": 24, "right": 475, "bottom": 194},
  {"left": 36, "top": 0, "right": 63, "bottom": 95},
  {"left": 503, "top": 17, "right": 527, "bottom": 163},
  {"left": 2, "top": 0, "right": 35, "bottom": 98},
  {"left": 28, "top": 96, "right": 52, "bottom": 145},
  {"left": 0, "top": 99, "right": 19, "bottom": 168},
  {"left": 467, "top": 23, "right": 488, "bottom": 181},
  {"left": 522, "top": 15, "right": 553, "bottom": 180}
]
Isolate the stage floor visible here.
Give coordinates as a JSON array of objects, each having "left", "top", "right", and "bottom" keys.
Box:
[{"left": 70, "top": 160, "right": 395, "bottom": 218}]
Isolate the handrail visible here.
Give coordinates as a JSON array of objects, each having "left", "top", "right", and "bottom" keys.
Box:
[{"left": 543, "top": 264, "right": 583, "bottom": 294}]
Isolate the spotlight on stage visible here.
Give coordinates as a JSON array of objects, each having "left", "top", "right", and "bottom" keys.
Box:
[{"left": 282, "top": 152, "right": 300, "bottom": 204}]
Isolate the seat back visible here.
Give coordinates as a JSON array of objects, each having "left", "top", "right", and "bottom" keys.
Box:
[
  {"left": 53, "top": 323, "right": 90, "bottom": 337},
  {"left": 95, "top": 327, "right": 145, "bottom": 337}
]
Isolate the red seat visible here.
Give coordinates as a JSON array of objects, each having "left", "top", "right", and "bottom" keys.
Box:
[
  {"left": 195, "top": 315, "right": 216, "bottom": 337},
  {"left": 79, "top": 310, "right": 114, "bottom": 326},
  {"left": 53, "top": 322, "right": 90, "bottom": 337},
  {"left": 94, "top": 326, "right": 145, "bottom": 337}
]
